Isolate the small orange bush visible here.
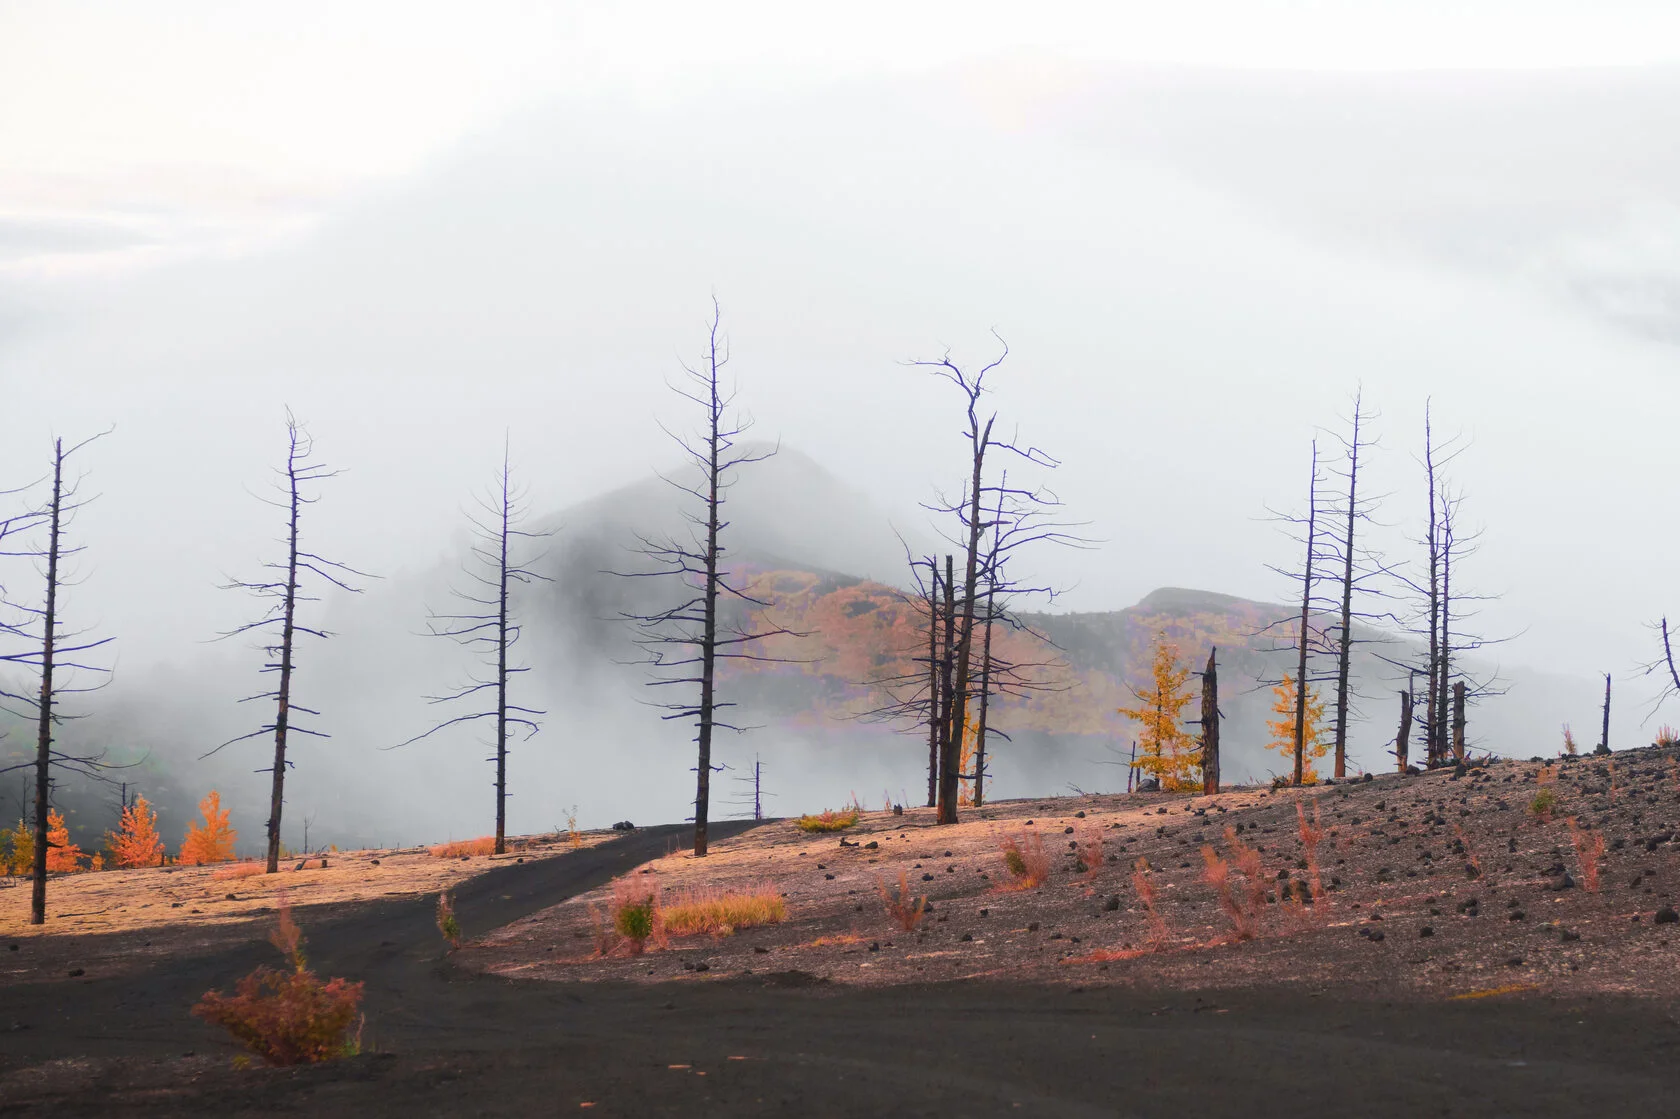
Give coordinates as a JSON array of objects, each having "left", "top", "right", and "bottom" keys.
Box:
[
  {"left": 430, "top": 836, "right": 497, "bottom": 858},
  {"left": 44, "top": 809, "right": 83, "bottom": 873},
  {"left": 108, "top": 795, "right": 165, "bottom": 869},
  {"left": 192, "top": 900, "right": 364, "bottom": 1066},
  {"left": 181, "top": 790, "right": 238, "bottom": 865},
  {"left": 877, "top": 869, "right": 926, "bottom": 931}
]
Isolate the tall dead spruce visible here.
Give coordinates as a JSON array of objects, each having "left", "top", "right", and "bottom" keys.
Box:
[
  {"left": 212, "top": 414, "right": 367, "bottom": 874},
  {"left": 619, "top": 304, "right": 791, "bottom": 857},
  {"left": 1392, "top": 405, "right": 1502, "bottom": 767},
  {"left": 914, "top": 340, "right": 1074, "bottom": 824},
  {"left": 394, "top": 444, "right": 550, "bottom": 854},
  {"left": 0, "top": 433, "right": 118, "bottom": 925}
]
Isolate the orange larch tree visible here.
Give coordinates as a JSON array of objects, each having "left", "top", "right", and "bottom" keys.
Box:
[
  {"left": 1118, "top": 633, "right": 1200, "bottom": 791},
  {"left": 44, "top": 809, "right": 83, "bottom": 872},
  {"left": 108, "top": 794, "right": 166, "bottom": 868},
  {"left": 181, "top": 790, "right": 239, "bottom": 865},
  {"left": 1267, "top": 672, "right": 1329, "bottom": 783}
]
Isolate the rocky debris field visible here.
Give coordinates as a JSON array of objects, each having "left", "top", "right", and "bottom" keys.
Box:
[{"left": 472, "top": 746, "right": 1680, "bottom": 998}]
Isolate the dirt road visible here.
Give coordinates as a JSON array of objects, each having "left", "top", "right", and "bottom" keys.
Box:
[{"left": 4, "top": 822, "right": 1678, "bottom": 1117}]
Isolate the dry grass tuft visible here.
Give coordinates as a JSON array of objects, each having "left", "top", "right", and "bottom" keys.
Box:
[
  {"left": 807, "top": 933, "right": 866, "bottom": 948},
  {"left": 1130, "top": 857, "right": 1169, "bottom": 947},
  {"left": 661, "top": 884, "right": 787, "bottom": 938},
  {"left": 996, "top": 831, "right": 1050, "bottom": 891},
  {"left": 430, "top": 836, "right": 497, "bottom": 858},
  {"left": 796, "top": 808, "right": 861, "bottom": 833},
  {"left": 1075, "top": 828, "right": 1104, "bottom": 884},
  {"left": 1295, "top": 800, "right": 1325, "bottom": 903},
  {"left": 212, "top": 860, "right": 269, "bottom": 880},
  {"left": 877, "top": 869, "right": 927, "bottom": 931},
  {"left": 1567, "top": 817, "right": 1605, "bottom": 893}
]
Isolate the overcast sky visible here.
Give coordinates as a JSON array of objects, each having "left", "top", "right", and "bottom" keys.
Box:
[{"left": 3, "top": 2, "right": 1679, "bottom": 724}]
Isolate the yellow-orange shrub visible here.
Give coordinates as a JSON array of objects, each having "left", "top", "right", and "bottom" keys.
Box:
[
  {"left": 108, "top": 795, "right": 165, "bottom": 868},
  {"left": 181, "top": 790, "right": 238, "bottom": 865},
  {"left": 45, "top": 809, "right": 83, "bottom": 872}
]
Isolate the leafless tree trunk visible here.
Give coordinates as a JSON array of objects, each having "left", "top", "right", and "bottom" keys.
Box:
[
  {"left": 916, "top": 339, "right": 1075, "bottom": 824},
  {"left": 938, "top": 553, "right": 957, "bottom": 821},
  {"left": 925, "top": 557, "right": 941, "bottom": 807},
  {"left": 393, "top": 444, "right": 550, "bottom": 853},
  {"left": 1394, "top": 688, "right": 1412, "bottom": 772},
  {"left": 1597, "top": 673, "right": 1613, "bottom": 755},
  {"left": 28, "top": 449, "right": 62, "bottom": 923},
  {"left": 617, "top": 302, "right": 792, "bottom": 856},
  {"left": 1327, "top": 390, "right": 1386, "bottom": 779},
  {"left": 1199, "top": 647, "right": 1220, "bottom": 794},
  {"left": 1452, "top": 680, "right": 1467, "bottom": 763},
  {"left": 1423, "top": 405, "right": 1442, "bottom": 767},
  {"left": 1291, "top": 442, "right": 1320, "bottom": 787},
  {"left": 971, "top": 574, "right": 997, "bottom": 807},
  {"left": 0, "top": 433, "right": 116, "bottom": 925},
  {"left": 211, "top": 414, "right": 367, "bottom": 874}
]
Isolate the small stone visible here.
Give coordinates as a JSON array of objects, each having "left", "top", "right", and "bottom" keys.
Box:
[
  {"left": 864, "top": 841, "right": 879, "bottom": 850},
  {"left": 1103, "top": 895, "right": 1121, "bottom": 912},
  {"left": 753, "top": 946, "right": 769, "bottom": 954},
  {"left": 1655, "top": 906, "right": 1679, "bottom": 925},
  {"left": 979, "top": 908, "right": 990, "bottom": 917},
  {"left": 693, "top": 962, "right": 710, "bottom": 973},
  {"left": 1075, "top": 811, "right": 1086, "bottom": 819},
  {"left": 1064, "top": 827, "right": 1075, "bottom": 835},
  {"left": 960, "top": 933, "right": 973, "bottom": 942},
  {"left": 921, "top": 873, "right": 934, "bottom": 882},
  {"left": 1560, "top": 929, "right": 1580, "bottom": 942},
  {"left": 1028, "top": 922, "right": 1040, "bottom": 932},
  {"left": 1368, "top": 930, "right": 1385, "bottom": 942},
  {"left": 67, "top": 968, "right": 84, "bottom": 977},
  {"left": 1419, "top": 926, "right": 1434, "bottom": 938}
]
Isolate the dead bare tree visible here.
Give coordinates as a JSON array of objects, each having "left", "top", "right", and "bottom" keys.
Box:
[
  {"left": 1644, "top": 618, "right": 1680, "bottom": 717},
  {"left": 0, "top": 433, "right": 123, "bottom": 925},
  {"left": 915, "top": 343, "right": 1079, "bottom": 822},
  {"left": 1387, "top": 411, "right": 1505, "bottom": 766},
  {"left": 1198, "top": 648, "right": 1221, "bottom": 793},
  {"left": 391, "top": 443, "right": 551, "bottom": 854},
  {"left": 209, "top": 413, "right": 368, "bottom": 874},
  {"left": 1321, "top": 389, "right": 1394, "bottom": 778},
  {"left": 616, "top": 302, "right": 794, "bottom": 857}
]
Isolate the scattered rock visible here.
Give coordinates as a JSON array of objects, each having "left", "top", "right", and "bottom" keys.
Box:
[
  {"left": 1103, "top": 895, "right": 1121, "bottom": 912},
  {"left": 1656, "top": 906, "right": 1679, "bottom": 925},
  {"left": 1419, "top": 927, "right": 1434, "bottom": 938},
  {"left": 864, "top": 841, "right": 879, "bottom": 850},
  {"left": 67, "top": 968, "right": 84, "bottom": 977}
]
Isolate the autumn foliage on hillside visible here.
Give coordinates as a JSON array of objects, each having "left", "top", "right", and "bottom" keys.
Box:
[
  {"left": 724, "top": 570, "right": 1279, "bottom": 752},
  {"left": 180, "top": 790, "right": 238, "bottom": 865},
  {"left": 107, "top": 795, "right": 166, "bottom": 869}
]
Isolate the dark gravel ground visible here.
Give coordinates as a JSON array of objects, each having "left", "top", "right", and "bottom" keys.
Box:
[{"left": 4, "top": 820, "right": 1680, "bottom": 1117}]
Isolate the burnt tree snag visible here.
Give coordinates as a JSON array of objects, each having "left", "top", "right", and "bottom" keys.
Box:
[
  {"left": 1597, "top": 673, "right": 1612, "bottom": 756},
  {"left": 1395, "top": 689, "right": 1412, "bottom": 772},
  {"left": 0, "top": 433, "right": 115, "bottom": 925},
  {"left": 392, "top": 443, "right": 550, "bottom": 854},
  {"left": 211, "top": 413, "right": 367, "bottom": 874},
  {"left": 1199, "top": 647, "right": 1220, "bottom": 794},
  {"left": 1291, "top": 441, "right": 1320, "bottom": 787},
  {"left": 616, "top": 302, "right": 790, "bottom": 856},
  {"left": 1452, "top": 680, "right": 1467, "bottom": 763}
]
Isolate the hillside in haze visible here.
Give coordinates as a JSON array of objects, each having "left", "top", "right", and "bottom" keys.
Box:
[{"left": 2, "top": 447, "right": 1612, "bottom": 856}]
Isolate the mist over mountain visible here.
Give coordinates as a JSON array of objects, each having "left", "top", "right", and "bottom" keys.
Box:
[{"left": 3, "top": 446, "right": 1617, "bottom": 857}]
